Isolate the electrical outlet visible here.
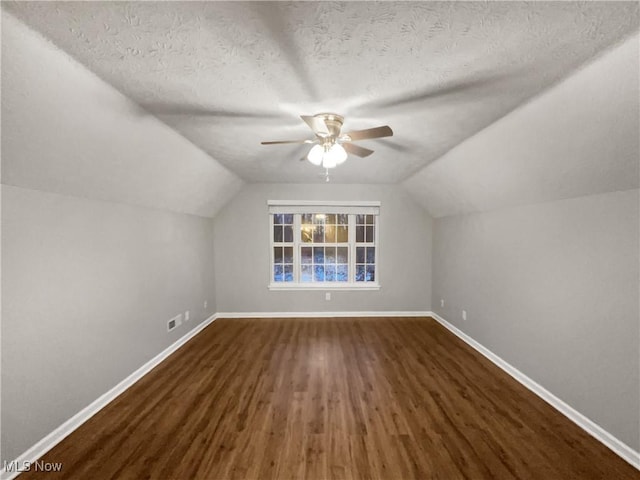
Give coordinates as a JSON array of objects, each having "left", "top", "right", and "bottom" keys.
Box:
[
  {"left": 462, "top": 310, "right": 467, "bottom": 321},
  {"left": 440, "top": 298, "right": 444, "bottom": 308},
  {"left": 185, "top": 310, "right": 190, "bottom": 321},
  {"left": 325, "top": 292, "right": 331, "bottom": 301}
]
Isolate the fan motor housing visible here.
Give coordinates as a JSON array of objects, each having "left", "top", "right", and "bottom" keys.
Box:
[{"left": 315, "top": 113, "right": 344, "bottom": 137}]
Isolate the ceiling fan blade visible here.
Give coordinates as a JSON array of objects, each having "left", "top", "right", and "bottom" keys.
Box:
[
  {"left": 342, "top": 142, "right": 374, "bottom": 158},
  {"left": 140, "top": 102, "right": 286, "bottom": 119},
  {"left": 261, "top": 139, "right": 316, "bottom": 145},
  {"left": 301, "top": 115, "right": 330, "bottom": 135},
  {"left": 343, "top": 126, "right": 393, "bottom": 142}
]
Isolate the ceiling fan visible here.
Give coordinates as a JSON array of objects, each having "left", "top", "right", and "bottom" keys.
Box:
[{"left": 261, "top": 113, "right": 393, "bottom": 169}]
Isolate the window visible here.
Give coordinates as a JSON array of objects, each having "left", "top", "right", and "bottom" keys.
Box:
[{"left": 269, "top": 201, "right": 380, "bottom": 289}]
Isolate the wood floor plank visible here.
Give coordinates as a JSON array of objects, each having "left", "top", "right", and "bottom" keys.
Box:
[{"left": 18, "top": 317, "right": 639, "bottom": 479}]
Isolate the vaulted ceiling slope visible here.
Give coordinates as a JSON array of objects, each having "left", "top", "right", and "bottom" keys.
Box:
[
  {"left": 404, "top": 32, "right": 640, "bottom": 218},
  {"left": 4, "top": 1, "right": 638, "bottom": 188},
  {"left": 1, "top": 12, "right": 243, "bottom": 218}
]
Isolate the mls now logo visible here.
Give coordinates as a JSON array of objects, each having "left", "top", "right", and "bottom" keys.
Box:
[{"left": 3, "top": 460, "right": 63, "bottom": 473}]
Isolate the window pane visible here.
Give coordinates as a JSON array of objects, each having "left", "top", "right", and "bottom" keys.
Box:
[
  {"left": 337, "top": 226, "right": 348, "bottom": 243},
  {"left": 271, "top": 210, "right": 377, "bottom": 286},
  {"left": 325, "top": 225, "right": 337, "bottom": 243},
  {"left": 366, "top": 265, "right": 375, "bottom": 281},
  {"left": 284, "top": 226, "right": 293, "bottom": 242},
  {"left": 314, "top": 265, "right": 325, "bottom": 281},
  {"left": 365, "top": 226, "right": 374, "bottom": 243},
  {"left": 366, "top": 247, "right": 375, "bottom": 264},
  {"left": 301, "top": 264, "right": 313, "bottom": 282},
  {"left": 301, "top": 226, "right": 313, "bottom": 243},
  {"left": 274, "top": 264, "right": 284, "bottom": 282},
  {"left": 325, "top": 264, "right": 336, "bottom": 281},
  {"left": 284, "top": 265, "right": 294, "bottom": 282},
  {"left": 313, "top": 225, "right": 324, "bottom": 243},
  {"left": 337, "top": 264, "right": 348, "bottom": 281},
  {"left": 274, "top": 225, "right": 283, "bottom": 242},
  {"left": 301, "top": 247, "right": 312, "bottom": 264},
  {"left": 283, "top": 247, "right": 293, "bottom": 263},
  {"left": 325, "top": 247, "right": 336, "bottom": 263}
]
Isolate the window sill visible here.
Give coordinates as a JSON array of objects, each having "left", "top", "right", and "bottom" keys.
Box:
[{"left": 268, "top": 283, "right": 381, "bottom": 291}]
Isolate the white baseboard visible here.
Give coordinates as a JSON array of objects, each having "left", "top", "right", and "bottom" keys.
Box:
[
  {"left": 1, "top": 314, "right": 219, "bottom": 480},
  {"left": 427, "top": 311, "right": 640, "bottom": 470},
  {"left": 216, "top": 311, "right": 430, "bottom": 318}
]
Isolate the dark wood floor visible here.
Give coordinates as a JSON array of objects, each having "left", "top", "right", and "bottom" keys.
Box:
[{"left": 20, "top": 317, "right": 638, "bottom": 479}]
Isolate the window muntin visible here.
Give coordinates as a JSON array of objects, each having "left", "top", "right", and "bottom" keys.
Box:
[
  {"left": 272, "top": 214, "right": 294, "bottom": 282},
  {"left": 270, "top": 211, "right": 378, "bottom": 287},
  {"left": 300, "top": 213, "right": 349, "bottom": 283},
  {"left": 355, "top": 214, "right": 376, "bottom": 282}
]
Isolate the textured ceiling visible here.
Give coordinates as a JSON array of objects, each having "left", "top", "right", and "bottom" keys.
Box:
[{"left": 3, "top": 1, "right": 639, "bottom": 185}]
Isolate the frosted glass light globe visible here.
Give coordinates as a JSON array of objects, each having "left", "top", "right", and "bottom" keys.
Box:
[
  {"left": 307, "top": 144, "right": 324, "bottom": 166},
  {"left": 329, "top": 144, "right": 348, "bottom": 165},
  {"left": 322, "top": 154, "right": 337, "bottom": 169}
]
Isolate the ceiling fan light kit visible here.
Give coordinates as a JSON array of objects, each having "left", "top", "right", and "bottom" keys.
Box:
[
  {"left": 307, "top": 143, "right": 348, "bottom": 168},
  {"left": 261, "top": 112, "right": 393, "bottom": 175}
]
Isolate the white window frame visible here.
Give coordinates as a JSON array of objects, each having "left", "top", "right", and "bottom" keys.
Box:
[{"left": 268, "top": 201, "right": 380, "bottom": 291}]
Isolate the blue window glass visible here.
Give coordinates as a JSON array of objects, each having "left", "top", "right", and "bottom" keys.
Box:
[
  {"left": 284, "top": 265, "right": 294, "bottom": 282},
  {"left": 301, "top": 265, "right": 313, "bottom": 282},
  {"left": 337, "top": 265, "right": 348, "bottom": 281},
  {"left": 366, "top": 247, "right": 375, "bottom": 264},
  {"left": 325, "top": 264, "right": 336, "bottom": 281},
  {"left": 355, "top": 265, "right": 365, "bottom": 282},
  {"left": 366, "top": 265, "right": 375, "bottom": 282},
  {"left": 274, "top": 265, "right": 284, "bottom": 282}
]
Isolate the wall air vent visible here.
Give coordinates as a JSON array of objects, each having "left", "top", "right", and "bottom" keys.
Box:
[{"left": 167, "top": 314, "right": 182, "bottom": 332}]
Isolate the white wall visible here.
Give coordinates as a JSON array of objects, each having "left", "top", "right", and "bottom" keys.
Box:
[
  {"left": 431, "top": 189, "right": 639, "bottom": 451},
  {"left": 213, "top": 183, "right": 432, "bottom": 313},
  {"left": 1, "top": 186, "right": 216, "bottom": 463},
  {"left": 0, "top": 14, "right": 227, "bottom": 463}
]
